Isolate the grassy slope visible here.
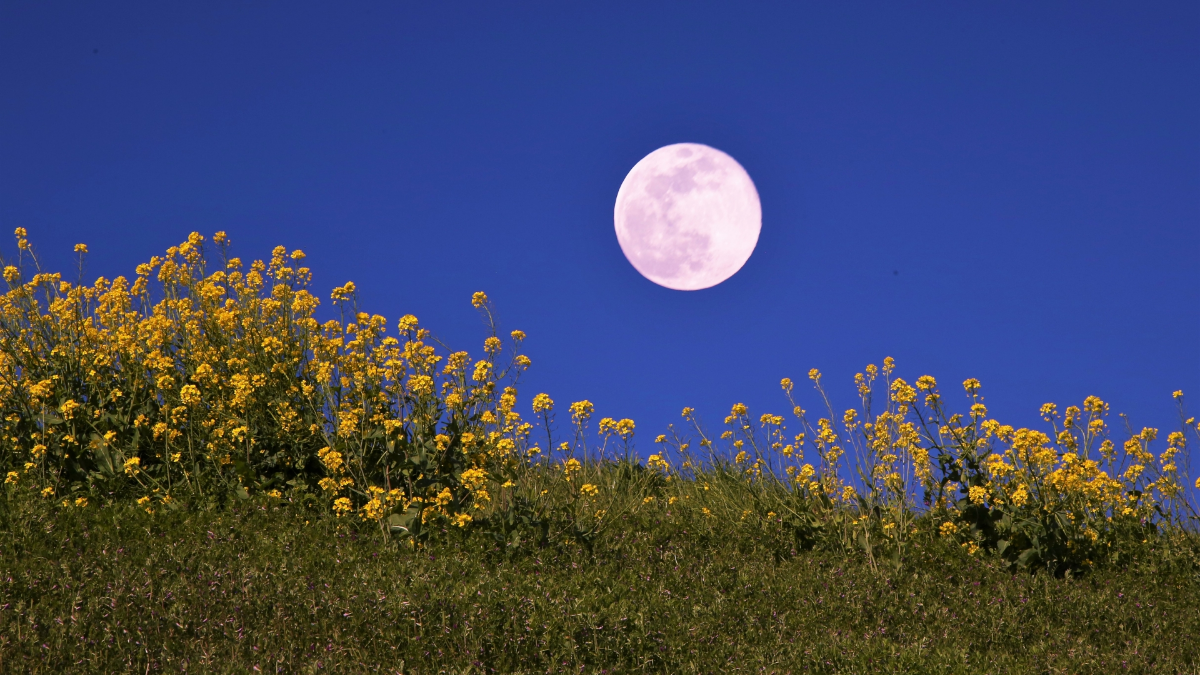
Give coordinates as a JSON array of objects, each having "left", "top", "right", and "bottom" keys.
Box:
[{"left": 1, "top": 496, "right": 1197, "bottom": 674}]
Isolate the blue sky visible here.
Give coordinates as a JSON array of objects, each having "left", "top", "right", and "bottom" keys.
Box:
[{"left": 2, "top": 2, "right": 1196, "bottom": 449}]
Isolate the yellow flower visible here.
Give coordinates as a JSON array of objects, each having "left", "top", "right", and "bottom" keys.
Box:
[
  {"left": 266, "top": 489, "right": 282, "bottom": 499},
  {"left": 407, "top": 374, "right": 434, "bottom": 396},
  {"left": 580, "top": 483, "right": 599, "bottom": 497},
  {"left": 179, "top": 384, "right": 201, "bottom": 406},
  {"left": 40, "top": 486, "right": 54, "bottom": 498},
  {"left": 472, "top": 361, "right": 492, "bottom": 383},
  {"left": 360, "top": 497, "right": 385, "bottom": 520},
  {"left": 74, "top": 243, "right": 88, "bottom": 254},
  {"left": 471, "top": 291, "right": 488, "bottom": 308},
  {"left": 4, "top": 471, "right": 17, "bottom": 485},
  {"left": 330, "top": 281, "right": 357, "bottom": 302},
  {"left": 317, "top": 446, "right": 345, "bottom": 474},
  {"left": 452, "top": 512, "right": 473, "bottom": 527},
  {"left": 532, "top": 393, "right": 554, "bottom": 413},
  {"left": 563, "top": 458, "right": 581, "bottom": 477},
  {"left": 939, "top": 521, "right": 959, "bottom": 537},
  {"left": 510, "top": 329, "right": 526, "bottom": 341},
  {"left": 332, "top": 497, "right": 353, "bottom": 516},
  {"left": 569, "top": 400, "right": 594, "bottom": 424},
  {"left": 31, "top": 444, "right": 47, "bottom": 459},
  {"left": 968, "top": 485, "right": 988, "bottom": 505},
  {"left": 459, "top": 467, "right": 488, "bottom": 491},
  {"left": 1173, "top": 390, "right": 1184, "bottom": 400},
  {"left": 123, "top": 456, "right": 141, "bottom": 476},
  {"left": 74, "top": 497, "right": 87, "bottom": 507}
]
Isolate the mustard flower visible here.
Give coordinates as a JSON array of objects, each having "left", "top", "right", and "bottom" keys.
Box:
[
  {"left": 569, "top": 400, "right": 594, "bottom": 424},
  {"left": 532, "top": 393, "right": 554, "bottom": 413},
  {"left": 968, "top": 485, "right": 988, "bottom": 505}
]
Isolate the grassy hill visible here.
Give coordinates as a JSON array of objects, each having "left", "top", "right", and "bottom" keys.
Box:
[
  {"left": 2, "top": 489, "right": 1198, "bottom": 674},
  {"left": 3, "top": 231, "right": 1198, "bottom": 672}
]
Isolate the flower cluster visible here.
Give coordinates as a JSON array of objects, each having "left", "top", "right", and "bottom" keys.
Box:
[
  {"left": 658, "top": 357, "right": 1197, "bottom": 573},
  {"left": 0, "top": 230, "right": 534, "bottom": 538}
]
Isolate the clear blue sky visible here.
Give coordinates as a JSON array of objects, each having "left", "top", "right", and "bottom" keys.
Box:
[{"left": 2, "top": 2, "right": 1196, "bottom": 447}]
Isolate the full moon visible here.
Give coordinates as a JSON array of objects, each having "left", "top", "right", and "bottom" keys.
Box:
[{"left": 614, "top": 143, "right": 761, "bottom": 291}]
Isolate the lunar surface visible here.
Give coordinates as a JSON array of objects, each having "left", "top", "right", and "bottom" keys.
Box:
[{"left": 614, "top": 143, "right": 761, "bottom": 290}]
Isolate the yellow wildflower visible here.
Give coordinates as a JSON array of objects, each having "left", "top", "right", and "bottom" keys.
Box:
[
  {"left": 532, "top": 393, "right": 554, "bottom": 413},
  {"left": 968, "top": 485, "right": 988, "bottom": 505}
]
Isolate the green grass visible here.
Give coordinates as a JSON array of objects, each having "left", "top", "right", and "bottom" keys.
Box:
[{"left": 2, "top": 489, "right": 1199, "bottom": 674}]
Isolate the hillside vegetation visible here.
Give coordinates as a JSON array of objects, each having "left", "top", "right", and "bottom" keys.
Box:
[{"left": 1, "top": 229, "right": 1198, "bottom": 672}]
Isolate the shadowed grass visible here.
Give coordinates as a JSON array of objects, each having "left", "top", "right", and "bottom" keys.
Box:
[{"left": 2, "top": 477, "right": 1199, "bottom": 674}]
